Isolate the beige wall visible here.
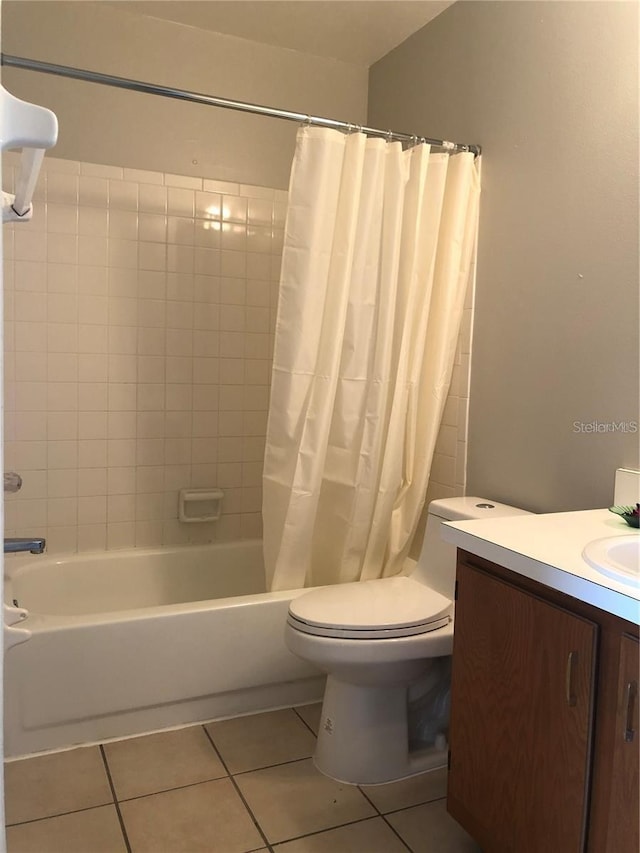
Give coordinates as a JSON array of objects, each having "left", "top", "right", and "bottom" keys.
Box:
[
  {"left": 2, "top": 1, "right": 368, "bottom": 188},
  {"left": 369, "top": 0, "right": 639, "bottom": 512}
]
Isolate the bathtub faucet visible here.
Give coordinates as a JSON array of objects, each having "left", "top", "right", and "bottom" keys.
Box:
[{"left": 4, "top": 537, "right": 46, "bottom": 555}]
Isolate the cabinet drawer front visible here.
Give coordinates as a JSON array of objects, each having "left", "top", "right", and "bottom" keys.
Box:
[{"left": 448, "top": 561, "right": 597, "bottom": 853}]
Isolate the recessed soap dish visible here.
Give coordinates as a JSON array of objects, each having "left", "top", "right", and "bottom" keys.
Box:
[{"left": 178, "top": 488, "right": 224, "bottom": 523}]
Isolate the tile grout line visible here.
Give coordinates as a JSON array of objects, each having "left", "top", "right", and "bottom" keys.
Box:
[
  {"left": 268, "top": 813, "right": 410, "bottom": 849},
  {"left": 5, "top": 800, "right": 116, "bottom": 829},
  {"left": 356, "top": 786, "right": 414, "bottom": 853},
  {"left": 292, "top": 705, "right": 319, "bottom": 737},
  {"left": 106, "top": 773, "right": 231, "bottom": 804},
  {"left": 99, "top": 744, "right": 133, "bottom": 853},
  {"left": 201, "top": 725, "right": 275, "bottom": 853},
  {"left": 379, "top": 813, "right": 415, "bottom": 852},
  {"left": 229, "top": 754, "right": 312, "bottom": 778},
  {"left": 381, "top": 793, "right": 448, "bottom": 818}
]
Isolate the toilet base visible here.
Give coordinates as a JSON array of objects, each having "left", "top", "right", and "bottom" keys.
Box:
[{"left": 314, "top": 675, "right": 447, "bottom": 785}]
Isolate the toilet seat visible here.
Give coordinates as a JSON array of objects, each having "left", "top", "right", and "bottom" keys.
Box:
[{"left": 287, "top": 576, "right": 452, "bottom": 639}]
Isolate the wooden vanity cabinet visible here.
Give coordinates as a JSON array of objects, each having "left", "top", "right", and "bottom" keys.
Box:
[
  {"left": 596, "top": 632, "right": 639, "bottom": 853},
  {"left": 447, "top": 552, "right": 640, "bottom": 853}
]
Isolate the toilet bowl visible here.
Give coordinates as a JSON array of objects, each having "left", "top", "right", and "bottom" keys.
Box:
[{"left": 286, "top": 497, "right": 532, "bottom": 785}]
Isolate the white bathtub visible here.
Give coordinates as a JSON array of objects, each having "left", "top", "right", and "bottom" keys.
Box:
[{"left": 4, "top": 541, "right": 324, "bottom": 757}]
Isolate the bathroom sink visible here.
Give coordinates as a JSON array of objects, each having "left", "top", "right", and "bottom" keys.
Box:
[{"left": 582, "top": 535, "right": 640, "bottom": 586}]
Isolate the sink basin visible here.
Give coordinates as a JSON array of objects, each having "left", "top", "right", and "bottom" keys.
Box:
[{"left": 582, "top": 535, "right": 640, "bottom": 586}]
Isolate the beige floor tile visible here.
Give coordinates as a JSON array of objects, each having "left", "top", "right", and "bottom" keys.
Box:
[
  {"left": 206, "top": 708, "right": 316, "bottom": 773},
  {"left": 273, "top": 816, "right": 408, "bottom": 852},
  {"left": 104, "top": 725, "right": 226, "bottom": 800},
  {"left": 120, "top": 777, "right": 264, "bottom": 853},
  {"left": 294, "top": 703, "right": 323, "bottom": 735},
  {"left": 360, "top": 767, "right": 448, "bottom": 814},
  {"left": 6, "top": 805, "right": 127, "bottom": 853},
  {"left": 4, "top": 747, "right": 113, "bottom": 825},
  {"left": 386, "top": 800, "right": 480, "bottom": 852},
  {"left": 235, "top": 757, "right": 376, "bottom": 844}
]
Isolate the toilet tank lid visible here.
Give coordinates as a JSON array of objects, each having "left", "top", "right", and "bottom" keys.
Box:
[{"left": 428, "top": 497, "right": 533, "bottom": 522}]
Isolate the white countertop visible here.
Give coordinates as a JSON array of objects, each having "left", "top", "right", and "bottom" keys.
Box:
[{"left": 442, "top": 509, "right": 640, "bottom": 624}]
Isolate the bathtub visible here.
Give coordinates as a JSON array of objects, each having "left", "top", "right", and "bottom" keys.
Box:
[{"left": 4, "top": 541, "right": 324, "bottom": 757}]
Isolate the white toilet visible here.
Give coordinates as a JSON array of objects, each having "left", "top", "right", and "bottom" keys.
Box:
[{"left": 286, "top": 497, "right": 531, "bottom": 785}]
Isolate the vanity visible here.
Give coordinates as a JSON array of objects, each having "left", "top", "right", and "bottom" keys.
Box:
[{"left": 442, "top": 508, "right": 639, "bottom": 853}]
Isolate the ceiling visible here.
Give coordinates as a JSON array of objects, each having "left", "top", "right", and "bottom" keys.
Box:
[{"left": 106, "top": 1, "right": 454, "bottom": 66}]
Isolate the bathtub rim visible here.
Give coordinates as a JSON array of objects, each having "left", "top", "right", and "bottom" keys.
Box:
[{"left": 4, "top": 539, "right": 318, "bottom": 628}]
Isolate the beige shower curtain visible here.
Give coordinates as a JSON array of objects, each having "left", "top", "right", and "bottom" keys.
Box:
[{"left": 263, "top": 126, "right": 480, "bottom": 591}]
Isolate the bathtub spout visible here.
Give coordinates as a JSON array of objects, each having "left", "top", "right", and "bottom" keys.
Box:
[{"left": 4, "top": 537, "right": 46, "bottom": 554}]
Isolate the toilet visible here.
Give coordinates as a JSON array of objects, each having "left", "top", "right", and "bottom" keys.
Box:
[{"left": 286, "top": 497, "right": 532, "bottom": 785}]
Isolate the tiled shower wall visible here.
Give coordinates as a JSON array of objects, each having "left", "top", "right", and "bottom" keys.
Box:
[
  {"left": 3, "top": 154, "right": 284, "bottom": 552},
  {"left": 3, "top": 153, "right": 472, "bottom": 555}
]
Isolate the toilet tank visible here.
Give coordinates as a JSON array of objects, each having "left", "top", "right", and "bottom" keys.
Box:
[{"left": 408, "top": 497, "right": 533, "bottom": 599}]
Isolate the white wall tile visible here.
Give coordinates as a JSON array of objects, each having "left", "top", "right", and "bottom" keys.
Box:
[
  {"left": 15, "top": 411, "right": 47, "bottom": 442},
  {"left": 47, "top": 382, "right": 78, "bottom": 411},
  {"left": 138, "top": 327, "right": 165, "bottom": 355},
  {"left": 79, "top": 412, "right": 108, "bottom": 440},
  {"left": 47, "top": 497, "right": 78, "bottom": 527},
  {"left": 166, "top": 273, "right": 194, "bottom": 302},
  {"left": 78, "top": 439, "right": 108, "bottom": 469},
  {"left": 48, "top": 469, "right": 79, "bottom": 498},
  {"left": 48, "top": 440, "right": 78, "bottom": 469},
  {"left": 79, "top": 176, "right": 108, "bottom": 207},
  {"left": 46, "top": 173, "right": 79, "bottom": 205},
  {"left": 109, "top": 180, "right": 138, "bottom": 210},
  {"left": 78, "top": 382, "right": 107, "bottom": 411},
  {"left": 108, "top": 438, "right": 137, "bottom": 467},
  {"left": 48, "top": 204, "right": 78, "bottom": 235},
  {"left": 82, "top": 163, "right": 122, "bottom": 180},
  {"left": 139, "top": 214, "right": 167, "bottom": 243},
  {"left": 47, "top": 293, "right": 77, "bottom": 324},
  {"left": 124, "top": 168, "right": 163, "bottom": 185},
  {"left": 136, "top": 465, "right": 165, "bottom": 493},
  {"left": 78, "top": 294, "right": 108, "bottom": 324},
  {"left": 167, "top": 188, "right": 194, "bottom": 217},
  {"left": 79, "top": 207, "right": 109, "bottom": 237},
  {"left": 46, "top": 526, "right": 78, "bottom": 554},
  {"left": 15, "top": 351, "right": 47, "bottom": 382},
  {"left": 78, "top": 523, "right": 107, "bottom": 551},
  {"left": 15, "top": 260, "right": 47, "bottom": 293},
  {"left": 78, "top": 323, "right": 108, "bottom": 353},
  {"left": 109, "top": 268, "right": 139, "bottom": 297},
  {"left": 139, "top": 184, "right": 167, "bottom": 214},
  {"left": 107, "top": 466, "right": 136, "bottom": 495},
  {"left": 106, "top": 521, "right": 137, "bottom": 550},
  {"left": 78, "top": 495, "right": 107, "bottom": 525},
  {"left": 109, "top": 494, "right": 136, "bottom": 523},
  {"left": 77, "top": 467, "right": 106, "bottom": 497},
  {"left": 203, "top": 179, "right": 239, "bottom": 196}
]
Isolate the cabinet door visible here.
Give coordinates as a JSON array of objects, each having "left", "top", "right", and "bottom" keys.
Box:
[
  {"left": 447, "top": 561, "right": 597, "bottom": 853},
  {"left": 604, "top": 634, "right": 639, "bottom": 853}
]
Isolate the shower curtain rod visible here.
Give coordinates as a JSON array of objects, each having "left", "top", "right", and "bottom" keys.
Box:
[{"left": 1, "top": 54, "right": 481, "bottom": 157}]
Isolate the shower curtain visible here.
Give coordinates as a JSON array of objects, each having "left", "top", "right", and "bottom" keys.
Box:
[{"left": 263, "top": 126, "right": 480, "bottom": 591}]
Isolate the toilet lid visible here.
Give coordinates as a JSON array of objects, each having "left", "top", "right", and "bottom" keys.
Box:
[{"left": 287, "top": 576, "right": 452, "bottom": 639}]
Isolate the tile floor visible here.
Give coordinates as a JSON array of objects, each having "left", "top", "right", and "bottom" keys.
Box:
[{"left": 4, "top": 704, "right": 480, "bottom": 853}]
